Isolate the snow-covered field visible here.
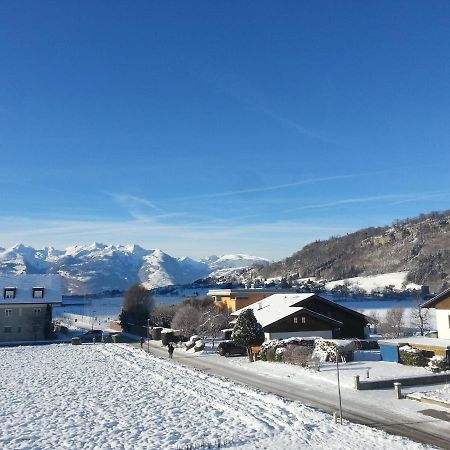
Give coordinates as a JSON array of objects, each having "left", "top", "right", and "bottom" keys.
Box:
[
  {"left": 0, "top": 344, "right": 431, "bottom": 449},
  {"left": 325, "top": 272, "right": 421, "bottom": 293}
]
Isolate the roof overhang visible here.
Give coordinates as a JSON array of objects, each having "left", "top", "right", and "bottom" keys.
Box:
[{"left": 421, "top": 287, "right": 450, "bottom": 308}]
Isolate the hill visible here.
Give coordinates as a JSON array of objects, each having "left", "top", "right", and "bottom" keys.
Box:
[{"left": 258, "top": 210, "right": 450, "bottom": 291}]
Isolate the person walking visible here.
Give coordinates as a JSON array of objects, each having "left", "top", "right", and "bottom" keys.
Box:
[
  {"left": 168, "top": 342, "right": 174, "bottom": 359},
  {"left": 140, "top": 336, "right": 145, "bottom": 349}
]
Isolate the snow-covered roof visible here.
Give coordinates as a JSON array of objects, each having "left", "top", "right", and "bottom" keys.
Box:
[
  {"left": 208, "top": 289, "right": 282, "bottom": 296},
  {"left": 0, "top": 274, "right": 63, "bottom": 304},
  {"left": 231, "top": 293, "right": 343, "bottom": 328},
  {"left": 379, "top": 337, "right": 450, "bottom": 349}
]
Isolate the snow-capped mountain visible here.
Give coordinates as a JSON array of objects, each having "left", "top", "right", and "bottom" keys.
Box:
[{"left": 0, "top": 243, "right": 269, "bottom": 294}]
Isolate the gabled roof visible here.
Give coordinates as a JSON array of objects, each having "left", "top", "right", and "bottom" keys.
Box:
[
  {"left": 0, "top": 274, "right": 63, "bottom": 304},
  {"left": 421, "top": 287, "right": 450, "bottom": 308},
  {"left": 231, "top": 292, "right": 368, "bottom": 322},
  {"left": 231, "top": 293, "right": 346, "bottom": 328}
]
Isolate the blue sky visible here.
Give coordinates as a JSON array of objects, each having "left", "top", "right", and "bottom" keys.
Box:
[{"left": 1, "top": 1, "right": 450, "bottom": 260}]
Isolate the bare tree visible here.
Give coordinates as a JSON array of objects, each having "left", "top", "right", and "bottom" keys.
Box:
[
  {"left": 199, "top": 305, "right": 231, "bottom": 347},
  {"left": 409, "top": 298, "right": 430, "bottom": 336},
  {"left": 380, "top": 307, "right": 405, "bottom": 337},
  {"left": 171, "top": 305, "right": 201, "bottom": 338}
]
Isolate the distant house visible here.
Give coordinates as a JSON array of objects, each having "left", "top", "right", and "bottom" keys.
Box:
[
  {"left": 231, "top": 293, "right": 369, "bottom": 340},
  {"left": 208, "top": 289, "right": 280, "bottom": 312},
  {"left": 421, "top": 288, "right": 450, "bottom": 339},
  {"left": 0, "top": 274, "right": 63, "bottom": 342}
]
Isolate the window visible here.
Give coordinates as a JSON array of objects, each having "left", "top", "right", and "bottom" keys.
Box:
[
  {"left": 34, "top": 308, "right": 41, "bottom": 315},
  {"left": 293, "top": 317, "right": 298, "bottom": 324},
  {"left": 32, "top": 287, "right": 44, "bottom": 299},
  {"left": 4, "top": 326, "right": 12, "bottom": 333},
  {"left": 5, "top": 309, "right": 12, "bottom": 317},
  {"left": 3, "top": 288, "right": 16, "bottom": 299},
  {"left": 301, "top": 316, "right": 306, "bottom": 324},
  {"left": 17, "top": 327, "right": 21, "bottom": 333}
]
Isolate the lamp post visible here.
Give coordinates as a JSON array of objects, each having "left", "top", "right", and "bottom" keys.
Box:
[
  {"left": 336, "top": 346, "right": 343, "bottom": 424},
  {"left": 147, "top": 318, "right": 150, "bottom": 353}
]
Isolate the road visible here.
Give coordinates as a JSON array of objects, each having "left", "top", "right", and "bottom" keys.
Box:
[{"left": 131, "top": 342, "right": 450, "bottom": 449}]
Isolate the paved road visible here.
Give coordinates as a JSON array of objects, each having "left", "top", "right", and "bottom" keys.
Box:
[{"left": 133, "top": 342, "right": 450, "bottom": 449}]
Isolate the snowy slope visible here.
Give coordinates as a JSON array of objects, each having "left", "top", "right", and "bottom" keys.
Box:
[
  {"left": 0, "top": 344, "right": 430, "bottom": 450},
  {"left": 0, "top": 243, "right": 268, "bottom": 293}
]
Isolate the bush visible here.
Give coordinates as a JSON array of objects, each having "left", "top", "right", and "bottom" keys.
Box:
[
  {"left": 284, "top": 345, "right": 312, "bottom": 367},
  {"left": 151, "top": 327, "right": 163, "bottom": 340},
  {"left": 427, "top": 355, "right": 449, "bottom": 373},
  {"left": 194, "top": 340, "right": 205, "bottom": 352},
  {"left": 275, "top": 348, "right": 284, "bottom": 362},
  {"left": 161, "top": 331, "right": 174, "bottom": 346},
  {"left": 185, "top": 341, "right": 195, "bottom": 351},
  {"left": 266, "top": 347, "right": 277, "bottom": 362},
  {"left": 399, "top": 346, "right": 428, "bottom": 367}
]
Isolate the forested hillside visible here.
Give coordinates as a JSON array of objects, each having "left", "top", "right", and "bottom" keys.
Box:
[{"left": 258, "top": 211, "right": 450, "bottom": 291}]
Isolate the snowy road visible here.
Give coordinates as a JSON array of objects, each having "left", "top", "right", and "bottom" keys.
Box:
[
  {"left": 0, "top": 344, "right": 437, "bottom": 449},
  {"left": 141, "top": 343, "right": 450, "bottom": 449}
]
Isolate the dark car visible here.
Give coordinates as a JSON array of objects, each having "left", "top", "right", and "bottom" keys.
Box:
[
  {"left": 78, "top": 330, "right": 103, "bottom": 343},
  {"left": 217, "top": 341, "right": 247, "bottom": 357}
]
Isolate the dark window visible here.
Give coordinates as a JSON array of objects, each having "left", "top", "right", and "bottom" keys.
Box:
[
  {"left": 4, "top": 326, "right": 12, "bottom": 333},
  {"left": 4, "top": 288, "right": 16, "bottom": 299},
  {"left": 34, "top": 308, "right": 41, "bottom": 315},
  {"left": 32, "top": 288, "right": 44, "bottom": 299},
  {"left": 5, "top": 309, "right": 12, "bottom": 317}
]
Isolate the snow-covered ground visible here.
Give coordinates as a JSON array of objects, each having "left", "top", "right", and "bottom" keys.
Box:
[
  {"left": 0, "top": 344, "right": 432, "bottom": 449},
  {"left": 409, "top": 385, "right": 450, "bottom": 405},
  {"left": 175, "top": 346, "right": 439, "bottom": 389},
  {"left": 325, "top": 272, "right": 421, "bottom": 293}
]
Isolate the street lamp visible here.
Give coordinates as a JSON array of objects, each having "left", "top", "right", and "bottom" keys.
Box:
[
  {"left": 336, "top": 346, "right": 343, "bottom": 424},
  {"left": 147, "top": 318, "right": 151, "bottom": 353}
]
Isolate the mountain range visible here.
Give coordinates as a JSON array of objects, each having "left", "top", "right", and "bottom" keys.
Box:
[{"left": 0, "top": 243, "right": 269, "bottom": 294}]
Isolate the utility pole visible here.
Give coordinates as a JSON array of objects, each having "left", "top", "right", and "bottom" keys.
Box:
[{"left": 336, "top": 347, "right": 343, "bottom": 424}]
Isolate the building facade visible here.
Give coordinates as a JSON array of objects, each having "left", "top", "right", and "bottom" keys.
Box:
[
  {"left": 422, "top": 288, "right": 450, "bottom": 339},
  {"left": 0, "top": 274, "right": 63, "bottom": 342}
]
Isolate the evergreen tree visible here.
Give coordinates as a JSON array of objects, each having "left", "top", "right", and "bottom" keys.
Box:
[
  {"left": 119, "top": 284, "right": 154, "bottom": 332},
  {"left": 232, "top": 309, "right": 264, "bottom": 362}
]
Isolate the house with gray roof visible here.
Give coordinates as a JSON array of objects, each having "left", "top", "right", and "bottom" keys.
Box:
[
  {"left": 231, "top": 293, "right": 369, "bottom": 340},
  {"left": 0, "top": 274, "right": 63, "bottom": 342}
]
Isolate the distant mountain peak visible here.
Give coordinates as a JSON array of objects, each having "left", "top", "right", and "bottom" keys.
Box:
[{"left": 0, "top": 243, "right": 268, "bottom": 294}]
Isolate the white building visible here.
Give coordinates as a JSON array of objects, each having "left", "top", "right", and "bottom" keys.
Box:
[{"left": 422, "top": 288, "right": 450, "bottom": 339}]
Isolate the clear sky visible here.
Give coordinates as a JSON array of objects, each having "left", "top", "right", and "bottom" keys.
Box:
[{"left": 1, "top": 1, "right": 450, "bottom": 260}]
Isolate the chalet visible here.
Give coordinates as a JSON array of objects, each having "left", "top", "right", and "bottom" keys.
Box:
[
  {"left": 421, "top": 288, "right": 450, "bottom": 339},
  {"left": 231, "top": 293, "right": 369, "bottom": 340},
  {"left": 0, "top": 274, "right": 63, "bottom": 342},
  {"left": 208, "top": 288, "right": 280, "bottom": 312}
]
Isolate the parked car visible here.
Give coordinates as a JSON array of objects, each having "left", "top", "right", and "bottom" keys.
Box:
[
  {"left": 217, "top": 341, "right": 247, "bottom": 357},
  {"left": 78, "top": 330, "right": 103, "bottom": 343}
]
